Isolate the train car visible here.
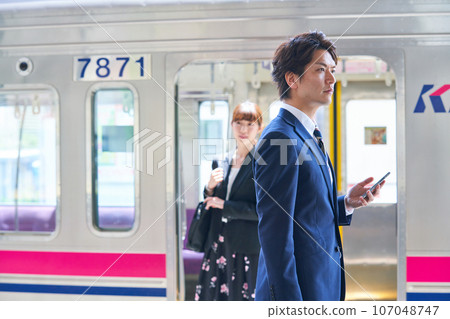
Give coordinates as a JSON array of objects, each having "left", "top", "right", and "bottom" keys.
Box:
[{"left": 0, "top": 0, "right": 449, "bottom": 301}]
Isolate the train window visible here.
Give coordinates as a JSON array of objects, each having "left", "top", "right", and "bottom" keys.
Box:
[
  {"left": 198, "top": 100, "right": 229, "bottom": 199},
  {"left": 0, "top": 88, "right": 58, "bottom": 233},
  {"left": 345, "top": 99, "right": 397, "bottom": 203},
  {"left": 90, "top": 88, "right": 136, "bottom": 231}
]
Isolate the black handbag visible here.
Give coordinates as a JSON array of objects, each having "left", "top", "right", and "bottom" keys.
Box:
[
  {"left": 187, "top": 201, "right": 211, "bottom": 252},
  {"left": 187, "top": 160, "right": 218, "bottom": 252}
]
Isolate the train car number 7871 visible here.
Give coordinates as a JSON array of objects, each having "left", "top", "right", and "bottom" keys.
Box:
[{"left": 73, "top": 54, "right": 151, "bottom": 81}]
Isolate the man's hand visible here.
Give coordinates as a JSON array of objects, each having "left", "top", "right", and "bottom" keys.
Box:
[{"left": 345, "top": 177, "right": 385, "bottom": 209}]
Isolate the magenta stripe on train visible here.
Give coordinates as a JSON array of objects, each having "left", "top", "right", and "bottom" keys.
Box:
[
  {"left": 0, "top": 250, "right": 166, "bottom": 278},
  {"left": 407, "top": 256, "right": 450, "bottom": 282}
]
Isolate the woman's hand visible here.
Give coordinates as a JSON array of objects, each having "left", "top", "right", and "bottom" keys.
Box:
[
  {"left": 203, "top": 196, "right": 224, "bottom": 210},
  {"left": 207, "top": 167, "right": 224, "bottom": 191}
]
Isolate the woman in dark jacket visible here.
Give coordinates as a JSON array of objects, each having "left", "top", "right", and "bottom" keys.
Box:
[{"left": 195, "top": 101, "right": 263, "bottom": 301}]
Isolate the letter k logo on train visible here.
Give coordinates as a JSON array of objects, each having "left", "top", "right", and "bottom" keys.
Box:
[{"left": 414, "top": 84, "right": 450, "bottom": 113}]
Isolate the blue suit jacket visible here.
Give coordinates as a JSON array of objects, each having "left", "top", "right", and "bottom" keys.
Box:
[{"left": 253, "top": 108, "right": 352, "bottom": 301}]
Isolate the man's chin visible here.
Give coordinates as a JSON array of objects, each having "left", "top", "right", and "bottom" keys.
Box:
[{"left": 322, "top": 98, "right": 333, "bottom": 105}]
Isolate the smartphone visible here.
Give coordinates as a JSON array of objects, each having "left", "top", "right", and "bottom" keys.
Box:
[{"left": 362, "top": 172, "right": 390, "bottom": 200}]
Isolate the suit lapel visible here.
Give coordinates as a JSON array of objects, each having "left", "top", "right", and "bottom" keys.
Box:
[
  {"left": 279, "top": 109, "right": 335, "bottom": 207},
  {"left": 227, "top": 149, "right": 253, "bottom": 200}
]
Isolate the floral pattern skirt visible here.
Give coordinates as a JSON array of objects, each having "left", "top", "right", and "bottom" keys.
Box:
[{"left": 195, "top": 233, "right": 259, "bottom": 301}]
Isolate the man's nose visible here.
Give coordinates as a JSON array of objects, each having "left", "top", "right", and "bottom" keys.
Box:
[{"left": 327, "top": 70, "right": 336, "bottom": 84}]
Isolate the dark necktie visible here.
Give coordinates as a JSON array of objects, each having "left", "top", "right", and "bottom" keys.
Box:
[{"left": 313, "top": 127, "right": 326, "bottom": 156}]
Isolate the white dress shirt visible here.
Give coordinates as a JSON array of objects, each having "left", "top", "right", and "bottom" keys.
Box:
[{"left": 226, "top": 167, "right": 240, "bottom": 201}]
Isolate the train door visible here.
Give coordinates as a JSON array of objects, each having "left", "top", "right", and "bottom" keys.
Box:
[
  {"left": 336, "top": 57, "right": 398, "bottom": 300},
  {"left": 173, "top": 55, "right": 398, "bottom": 301}
]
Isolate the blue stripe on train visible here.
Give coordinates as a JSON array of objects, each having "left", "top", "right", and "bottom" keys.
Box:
[
  {"left": 407, "top": 292, "right": 450, "bottom": 301},
  {"left": 0, "top": 283, "right": 166, "bottom": 297}
]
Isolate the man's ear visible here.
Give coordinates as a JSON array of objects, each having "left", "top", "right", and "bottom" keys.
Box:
[{"left": 285, "top": 72, "right": 300, "bottom": 89}]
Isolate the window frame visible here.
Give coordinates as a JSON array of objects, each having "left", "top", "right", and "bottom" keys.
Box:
[
  {"left": 197, "top": 100, "right": 229, "bottom": 200},
  {"left": 0, "top": 84, "right": 60, "bottom": 239},
  {"left": 344, "top": 98, "right": 397, "bottom": 204},
  {"left": 86, "top": 82, "right": 140, "bottom": 237}
]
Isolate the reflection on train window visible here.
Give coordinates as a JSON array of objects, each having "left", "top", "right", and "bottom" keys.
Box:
[
  {"left": 0, "top": 89, "right": 57, "bottom": 233},
  {"left": 346, "top": 99, "right": 397, "bottom": 203},
  {"left": 92, "top": 89, "right": 135, "bottom": 231},
  {"left": 198, "top": 101, "right": 229, "bottom": 198}
]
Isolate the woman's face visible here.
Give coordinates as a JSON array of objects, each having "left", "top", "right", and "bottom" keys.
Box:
[{"left": 231, "top": 119, "right": 260, "bottom": 146}]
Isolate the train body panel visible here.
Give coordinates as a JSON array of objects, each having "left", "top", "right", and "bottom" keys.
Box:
[{"left": 0, "top": 0, "right": 449, "bottom": 301}]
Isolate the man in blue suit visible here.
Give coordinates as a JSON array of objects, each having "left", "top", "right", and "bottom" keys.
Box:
[{"left": 253, "top": 31, "right": 384, "bottom": 301}]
